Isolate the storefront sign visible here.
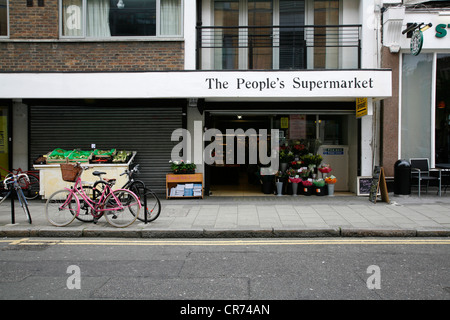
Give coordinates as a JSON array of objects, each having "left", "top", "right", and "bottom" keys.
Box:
[
  {"left": 280, "top": 117, "right": 289, "bottom": 129},
  {"left": 323, "top": 148, "right": 344, "bottom": 155},
  {"left": 0, "top": 70, "right": 392, "bottom": 100},
  {"left": 435, "top": 24, "right": 450, "bottom": 38},
  {"left": 289, "top": 115, "right": 306, "bottom": 139},
  {"left": 356, "top": 98, "right": 368, "bottom": 118},
  {"left": 401, "top": 13, "right": 450, "bottom": 51},
  {"left": 410, "top": 30, "right": 424, "bottom": 56}
]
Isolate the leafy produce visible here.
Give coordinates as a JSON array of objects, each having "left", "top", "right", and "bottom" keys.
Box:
[{"left": 113, "top": 150, "right": 131, "bottom": 163}]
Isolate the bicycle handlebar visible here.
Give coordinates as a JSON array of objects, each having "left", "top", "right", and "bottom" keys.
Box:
[
  {"left": 121, "top": 164, "right": 140, "bottom": 177},
  {"left": 3, "top": 173, "right": 29, "bottom": 188}
]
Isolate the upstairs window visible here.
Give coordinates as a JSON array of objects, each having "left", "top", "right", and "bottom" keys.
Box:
[
  {"left": 60, "top": 0, "right": 182, "bottom": 38},
  {"left": 0, "top": 0, "right": 8, "bottom": 37}
]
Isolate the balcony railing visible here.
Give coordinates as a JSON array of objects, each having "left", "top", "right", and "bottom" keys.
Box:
[{"left": 196, "top": 25, "right": 362, "bottom": 70}]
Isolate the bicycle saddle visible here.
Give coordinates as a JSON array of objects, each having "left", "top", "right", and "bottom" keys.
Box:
[{"left": 92, "top": 171, "right": 106, "bottom": 176}]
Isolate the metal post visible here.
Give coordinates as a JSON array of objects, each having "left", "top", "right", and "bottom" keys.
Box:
[
  {"left": 10, "top": 188, "right": 15, "bottom": 224},
  {"left": 144, "top": 189, "right": 148, "bottom": 224}
]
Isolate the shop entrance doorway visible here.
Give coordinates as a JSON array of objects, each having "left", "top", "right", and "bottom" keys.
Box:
[
  {"left": 207, "top": 114, "right": 272, "bottom": 196},
  {"left": 206, "top": 111, "right": 356, "bottom": 196}
]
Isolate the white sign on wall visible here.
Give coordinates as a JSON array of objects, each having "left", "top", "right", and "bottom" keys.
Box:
[
  {"left": 400, "top": 12, "right": 450, "bottom": 50},
  {"left": 0, "top": 70, "right": 392, "bottom": 99}
]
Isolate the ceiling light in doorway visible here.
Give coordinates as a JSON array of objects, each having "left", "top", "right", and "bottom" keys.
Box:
[
  {"left": 237, "top": 115, "right": 242, "bottom": 120},
  {"left": 117, "top": 0, "right": 125, "bottom": 9}
]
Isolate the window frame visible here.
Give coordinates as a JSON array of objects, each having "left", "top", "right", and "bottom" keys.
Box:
[
  {"left": 0, "top": 0, "right": 9, "bottom": 39},
  {"left": 59, "top": 0, "right": 184, "bottom": 40}
]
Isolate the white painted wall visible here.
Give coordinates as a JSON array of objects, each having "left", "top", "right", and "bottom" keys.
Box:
[{"left": 12, "top": 100, "right": 28, "bottom": 170}]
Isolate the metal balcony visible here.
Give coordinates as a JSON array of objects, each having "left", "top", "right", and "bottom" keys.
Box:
[{"left": 196, "top": 25, "right": 362, "bottom": 70}]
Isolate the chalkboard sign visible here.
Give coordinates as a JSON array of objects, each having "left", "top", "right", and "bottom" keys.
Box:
[
  {"left": 357, "top": 168, "right": 389, "bottom": 204},
  {"left": 369, "top": 166, "right": 381, "bottom": 203},
  {"left": 357, "top": 176, "right": 375, "bottom": 196}
]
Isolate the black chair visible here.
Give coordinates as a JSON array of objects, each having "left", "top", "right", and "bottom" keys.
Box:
[{"left": 410, "top": 158, "right": 441, "bottom": 197}]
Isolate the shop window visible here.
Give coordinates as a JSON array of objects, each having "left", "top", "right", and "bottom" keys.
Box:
[
  {"left": 60, "top": 0, "right": 182, "bottom": 38},
  {"left": 318, "top": 115, "right": 344, "bottom": 145},
  {"left": 401, "top": 53, "right": 433, "bottom": 161},
  {"left": 0, "top": 0, "right": 8, "bottom": 37},
  {"left": 213, "top": 0, "right": 307, "bottom": 70},
  {"left": 277, "top": 114, "right": 345, "bottom": 145},
  {"left": 435, "top": 54, "right": 450, "bottom": 163},
  {"left": 279, "top": 0, "right": 306, "bottom": 69},
  {"left": 313, "top": 0, "right": 339, "bottom": 69},
  {"left": 209, "top": 0, "right": 348, "bottom": 70}
]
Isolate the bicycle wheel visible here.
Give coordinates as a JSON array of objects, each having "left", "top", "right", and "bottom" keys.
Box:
[
  {"left": 129, "top": 182, "right": 161, "bottom": 222},
  {"left": 102, "top": 189, "right": 140, "bottom": 228},
  {"left": 19, "top": 174, "right": 40, "bottom": 200},
  {"left": 45, "top": 189, "right": 79, "bottom": 227},
  {"left": 17, "top": 189, "right": 32, "bottom": 224},
  {"left": 74, "top": 186, "right": 95, "bottom": 223}
]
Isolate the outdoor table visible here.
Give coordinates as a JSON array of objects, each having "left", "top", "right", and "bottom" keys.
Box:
[{"left": 436, "top": 163, "right": 450, "bottom": 193}]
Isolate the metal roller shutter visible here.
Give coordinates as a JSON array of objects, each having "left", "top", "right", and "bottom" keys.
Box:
[{"left": 29, "top": 101, "right": 183, "bottom": 196}]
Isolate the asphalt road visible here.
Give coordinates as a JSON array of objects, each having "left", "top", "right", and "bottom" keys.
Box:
[{"left": 0, "top": 238, "right": 449, "bottom": 306}]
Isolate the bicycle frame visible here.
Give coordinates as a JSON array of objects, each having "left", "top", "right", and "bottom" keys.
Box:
[
  {"left": 65, "top": 176, "right": 130, "bottom": 218},
  {"left": 0, "top": 166, "right": 40, "bottom": 199},
  {"left": 3, "top": 173, "right": 32, "bottom": 224},
  {"left": 3, "top": 173, "right": 28, "bottom": 204}
]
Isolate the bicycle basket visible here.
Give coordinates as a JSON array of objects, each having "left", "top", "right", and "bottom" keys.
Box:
[{"left": 60, "top": 163, "right": 82, "bottom": 182}]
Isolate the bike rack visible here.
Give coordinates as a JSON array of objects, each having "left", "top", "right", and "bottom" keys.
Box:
[
  {"left": 144, "top": 190, "right": 148, "bottom": 224},
  {"left": 10, "top": 191, "right": 15, "bottom": 224}
]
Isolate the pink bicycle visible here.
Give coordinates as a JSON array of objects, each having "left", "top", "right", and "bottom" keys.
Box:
[{"left": 45, "top": 163, "right": 141, "bottom": 228}]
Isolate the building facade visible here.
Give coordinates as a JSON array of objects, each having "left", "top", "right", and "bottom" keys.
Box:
[
  {"left": 381, "top": 0, "right": 450, "bottom": 178},
  {"left": 0, "top": 0, "right": 393, "bottom": 197}
]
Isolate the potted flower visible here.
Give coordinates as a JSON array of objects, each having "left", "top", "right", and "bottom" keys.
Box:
[
  {"left": 325, "top": 175, "right": 337, "bottom": 196},
  {"left": 290, "top": 160, "right": 303, "bottom": 170},
  {"left": 302, "top": 179, "right": 313, "bottom": 196},
  {"left": 292, "top": 141, "right": 307, "bottom": 157},
  {"left": 299, "top": 167, "right": 310, "bottom": 180},
  {"left": 318, "top": 164, "right": 332, "bottom": 178},
  {"left": 170, "top": 160, "right": 196, "bottom": 174},
  {"left": 279, "top": 145, "right": 294, "bottom": 171},
  {"left": 313, "top": 178, "right": 326, "bottom": 196},
  {"left": 289, "top": 174, "right": 302, "bottom": 196},
  {"left": 301, "top": 153, "right": 323, "bottom": 174}
]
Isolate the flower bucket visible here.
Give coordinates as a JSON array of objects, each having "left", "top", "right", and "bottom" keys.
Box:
[
  {"left": 327, "top": 183, "right": 335, "bottom": 196},
  {"left": 315, "top": 186, "right": 325, "bottom": 196},
  {"left": 276, "top": 181, "right": 284, "bottom": 196},
  {"left": 303, "top": 186, "right": 312, "bottom": 196},
  {"left": 291, "top": 182, "right": 298, "bottom": 196},
  {"left": 261, "top": 175, "right": 274, "bottom": 194}
]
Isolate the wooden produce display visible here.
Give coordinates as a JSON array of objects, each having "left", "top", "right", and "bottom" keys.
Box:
[
  {"left": 34, "top": 152, "right": 136, "bottom": 199},
  {"left": 166, "top": 173, "right": 203, "bottom": 199}
]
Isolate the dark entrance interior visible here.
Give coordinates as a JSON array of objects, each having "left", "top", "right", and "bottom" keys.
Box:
[{"left": 206, "top": 114, "right": 274, "bottom": 196}]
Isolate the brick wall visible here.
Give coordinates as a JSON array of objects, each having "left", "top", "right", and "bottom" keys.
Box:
[
  {"left": 9, "top": 0, "right": 58, "bottom": 39},
  {"left": 0, "top": 41, "right": 185, "bottom": 72},
  {"left": 380, "top": 46, "right": 400, "bottom": 178},
  {"left": 1, "top": 0, "right": 185, "bottom": 72}
]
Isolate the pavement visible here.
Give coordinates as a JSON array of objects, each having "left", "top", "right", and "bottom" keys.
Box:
[{"left": 1, "top": 191, "right": 450, "bottom": 238}]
